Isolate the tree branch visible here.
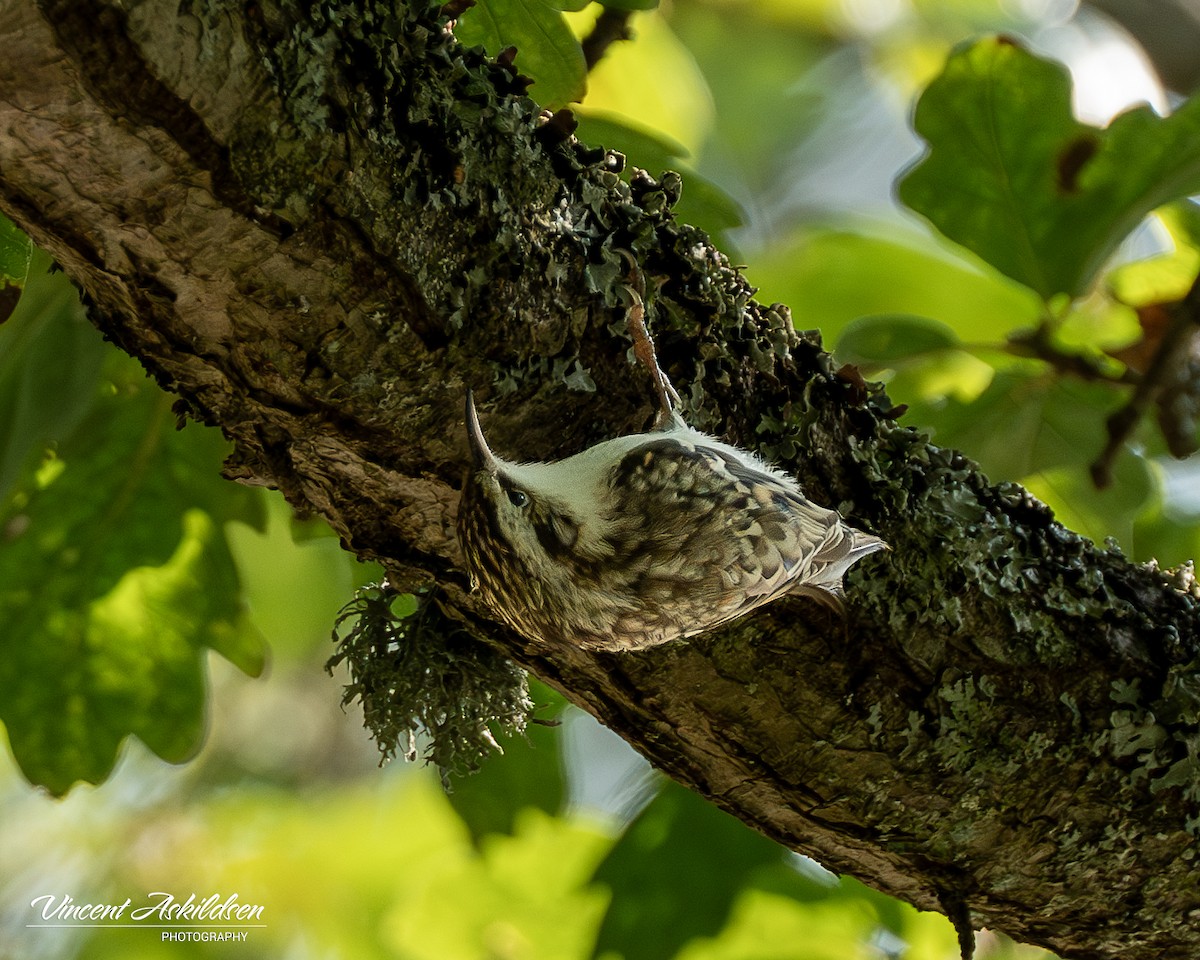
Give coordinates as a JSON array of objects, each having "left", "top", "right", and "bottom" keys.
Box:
[{"left": 3, "top": 3, "right": 1200, "bottom": 958}]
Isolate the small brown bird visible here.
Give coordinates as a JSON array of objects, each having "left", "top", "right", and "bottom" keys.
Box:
[{"left": 457, "top": 391, "right": 886, "bottom": 651}]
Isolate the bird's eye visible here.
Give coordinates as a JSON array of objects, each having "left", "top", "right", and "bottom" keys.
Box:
[{"left": 507, "top": 488, "right": 529, "bottom": 508}]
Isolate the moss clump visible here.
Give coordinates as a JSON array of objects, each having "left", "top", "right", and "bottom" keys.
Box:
[{"left": 327, "top": 581, "right": 532, "bottom": 781}]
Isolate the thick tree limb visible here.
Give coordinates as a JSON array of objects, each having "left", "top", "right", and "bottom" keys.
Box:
[{"left": 3, "top": 2, "right": 1200, "bottom": 957}]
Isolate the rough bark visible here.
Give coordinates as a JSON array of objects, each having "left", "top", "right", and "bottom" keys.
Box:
[{"left": 3, "top": 2, "right": 1200, "bottom": 957}]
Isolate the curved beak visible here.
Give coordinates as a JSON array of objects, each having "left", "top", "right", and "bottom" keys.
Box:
[{"left": 464, "top": 390, "right": 498, "bottom": 470}]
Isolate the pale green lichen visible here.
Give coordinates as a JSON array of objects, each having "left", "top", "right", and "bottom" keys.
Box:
[{"left": 327, "top": 582, "right": 532, "bottom": 781}]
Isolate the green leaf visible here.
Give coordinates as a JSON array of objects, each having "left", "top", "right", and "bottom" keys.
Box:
[
  {"left": 574, "top": 111, "right": 745, "bottom": 245},
  {"left": 599, "top": 0, "right": 660, "bottom": 11},
  {"left": 746, "top": 224, "right": 1043, "bottom": 345},
  {"left": 0, "top": 213, "right": 32, "bottom": 284},
  {"left": 835, "top": 313, "right": 958, "bottom": 366},
  {"left": 575, "top": 111, "right": 690, "bottom": 162},
  {"left": 1108, "top": 203, "right": 1200, "bottom": 308},
  {"left": 899, "top": 37, "right": 1200, "bottom": 301},
  {"left": 590, "top": 779, "right": 788, "bottom": 960},
  {"left": 446, "top": 681, "right": 567, "bottom": 842},
  {"left": 226, "top": 493, "right": 378, "bottom": 657},
  {"left": 0, "top": 352, "right": 264, "bottom": 795},
  {"left": 578, "top": 7, "right": 715, "bottom": 158},
  {"left": 455, "top": 0, "right": 587, "bottom": 108},
  {"left": 0, "top": 249, "right": 106, "bottom": 503},
  {"left": 835, "top": 314, "right": 998, "bottom": 405},
  {"left": 913, "top": 372, "right": 1153, "bottom": 546},
  {"left": 0, "top": 213, "right": 33, "bottom": 324}
]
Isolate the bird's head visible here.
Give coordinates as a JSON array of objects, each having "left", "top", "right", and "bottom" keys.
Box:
[{"left": 458, "top": 392, "right": 585, "bottom": 594}]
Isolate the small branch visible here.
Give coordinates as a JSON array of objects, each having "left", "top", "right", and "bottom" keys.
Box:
[
  {"left": 1091, "top": 275, "right": 1200, "bottom": 488},
  {"left": 1006, "top": 325, "right": 1139, "bottom": 386},
  {"left": 581, "top": 7, "right": 633, "bottom": 72}
]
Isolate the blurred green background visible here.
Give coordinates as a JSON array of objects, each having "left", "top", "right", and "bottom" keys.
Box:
[{"left": 6, "top": 0, "right": 1200, "bottom": 956}]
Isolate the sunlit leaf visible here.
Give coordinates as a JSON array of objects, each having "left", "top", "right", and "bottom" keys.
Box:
[
  {"left": 0, "top": 349, "right": 264, "bottom": 794},
  {"left": 748, "top": 224, "right": 1043, "bottom": 344},
  {"left": 568, "top": 7, "right": 714, "bottom": 153},
  {"left": 402, "top": 807, "right": 611, "bottom": 960},
  {"left": 885, "top": 349, "right": 997, "bottom": 407},
  {"left": 0, "top": 249, "right": 105, "bottom": 503},
  {"left": 455, "top": 0, "right": 587, "bottom": 108},
  {"left": 900, "top": 38, "right": 1200, "bottom": 300},
  {"left": 1107, "top": 205, "right": 1200, "bottom": 308},
  {"left": 835, "top": 315, "right": 997, "bottom": 405},
  {"left": 1053, "top": 294, "right": 1141, "bottom": 355}
]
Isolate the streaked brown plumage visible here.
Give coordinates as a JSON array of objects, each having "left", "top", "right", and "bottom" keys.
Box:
[{"left": 457, "top": 392, "right": 886, "bottom": 651}]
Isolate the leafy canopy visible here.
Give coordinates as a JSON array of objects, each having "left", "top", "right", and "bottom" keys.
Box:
[{"left": 899, "top": 37, "right": 1200, "bottom": 301}]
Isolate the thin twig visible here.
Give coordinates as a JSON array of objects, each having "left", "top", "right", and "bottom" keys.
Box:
[
  {"left": 1006, "top": 325, "right": 1139, "bottom": 386},
  {"left": 1091, "top": 275, "right": 1200, "bottom": 488},
  {"left": 581, "top": 8, "right": 633, "bottom": 72}
]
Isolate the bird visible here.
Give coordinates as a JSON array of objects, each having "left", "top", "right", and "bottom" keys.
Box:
[{"left": 456, "top": 389, "right": 886, "bottom": 652}]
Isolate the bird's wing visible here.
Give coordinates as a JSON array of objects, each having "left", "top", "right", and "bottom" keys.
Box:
[
  {"left": 604, "top": 436, "right": 883, "bottom": 641},
  {"left": 710, "top": 446, "right": 885, "bottom": 607}
]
